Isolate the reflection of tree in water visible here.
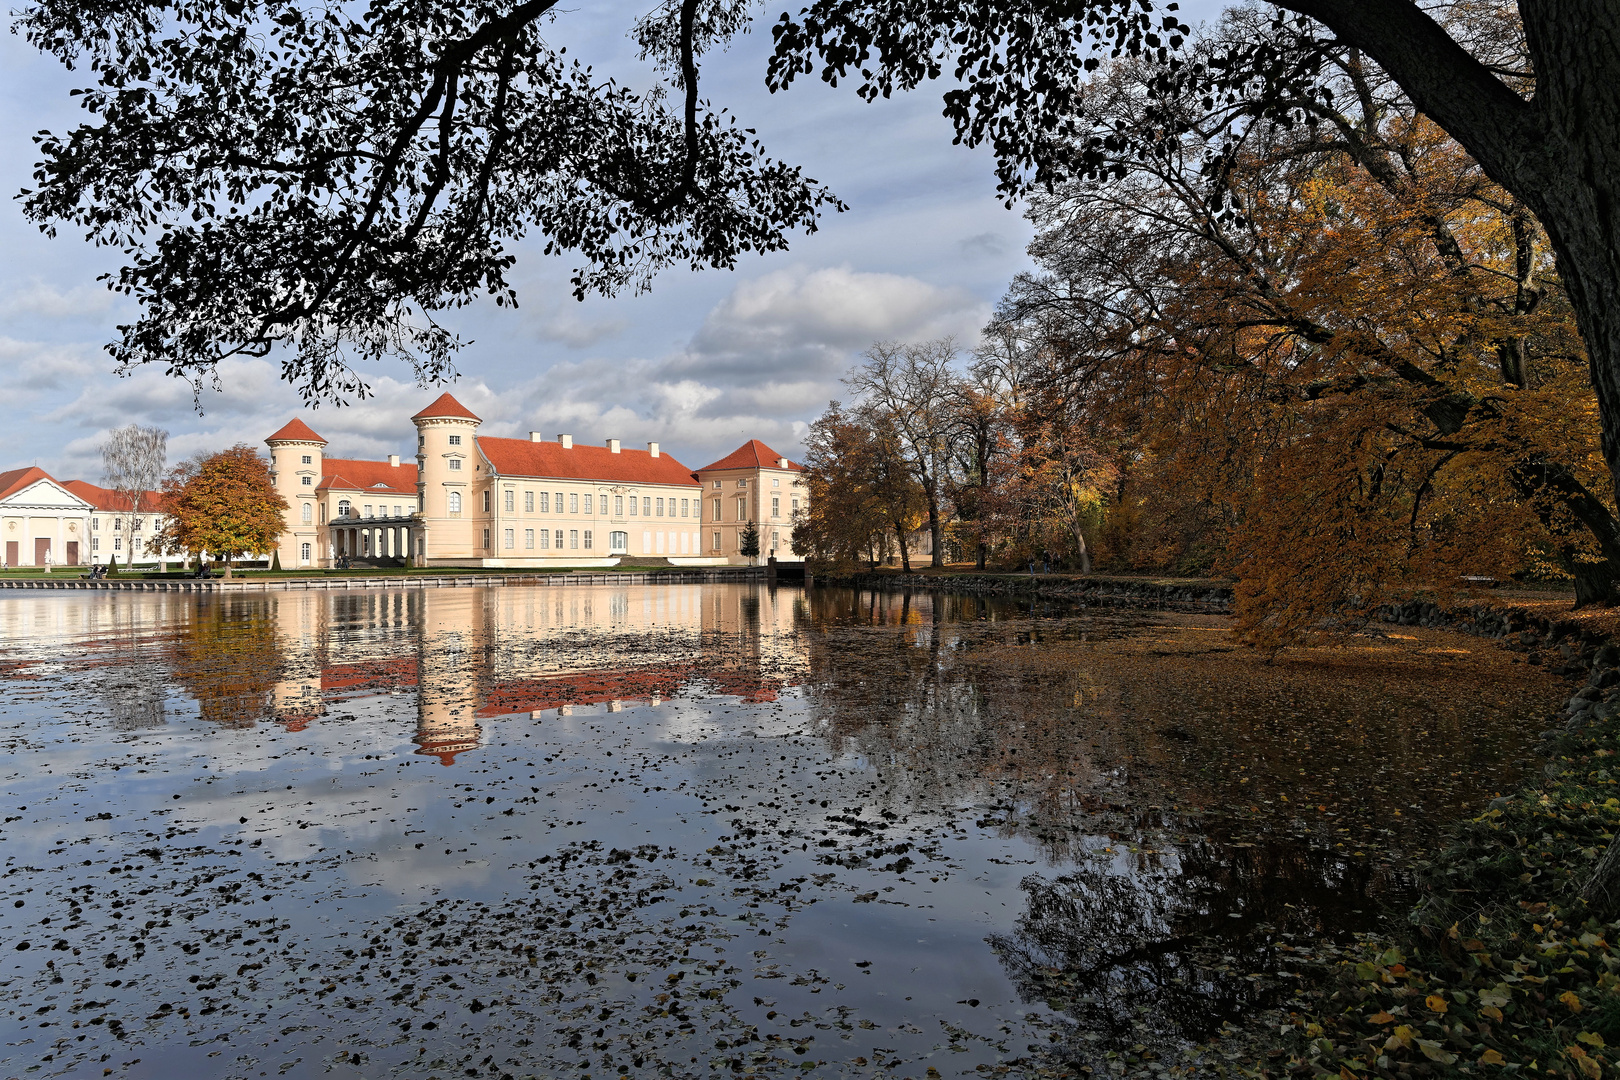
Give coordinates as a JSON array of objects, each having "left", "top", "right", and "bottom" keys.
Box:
[
  {"left": 991, "top": 839, "right": 1400, "bottom": 1064},
  {"left": 164, "top": 596, "right": 284, "bottom": 728}
]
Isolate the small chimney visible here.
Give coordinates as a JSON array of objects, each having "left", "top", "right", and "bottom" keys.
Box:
[
  {"left": 388, "top": 454, "right": 400, "bottom": 467},
  {"left": 529, "top": 431, "right": 543, "bottom": 442},
  {"left": 648, "top": 442, "right": 660, "bottom": 458},
  {"left": 778, "top": 457, "right": 789, "bottom": 469},
  {"left": 607, "top": 439, "right": 621, "bottom": 454},
  {"left": 559, "top": 434, "right": 573, "bottom": 449}
]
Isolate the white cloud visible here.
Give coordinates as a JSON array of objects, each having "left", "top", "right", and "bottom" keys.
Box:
[
  {"left": 669, "top": 264, "right": 987, "bottom": 384},
  {"left": 0, "top": 279, "right": 117, "bottom": 320}
]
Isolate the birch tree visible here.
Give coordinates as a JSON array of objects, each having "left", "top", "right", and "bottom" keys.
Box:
[{"left": 99, "top": 425, "right": 168, "bottom": 561}]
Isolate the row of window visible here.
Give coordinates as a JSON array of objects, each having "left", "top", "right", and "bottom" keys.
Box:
[
  {"left": 90, "top": 537, "right": 148, "bottom": 553},
  {"left": 487, "top": 528, "right": 619, "bottom": 551},
  {"left": 490, "top": 489, "right": 705, "bottom": 518},
  {"left": 90, "top": 518, "right": 144, "bottom": 531}
]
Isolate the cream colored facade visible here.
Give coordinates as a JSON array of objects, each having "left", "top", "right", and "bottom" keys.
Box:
[
  {"left": 0, "top": 469, "right": 93, "bottom": 568},
  {"left": 264, "top": 392, "right": 807, "bottom": 568}
]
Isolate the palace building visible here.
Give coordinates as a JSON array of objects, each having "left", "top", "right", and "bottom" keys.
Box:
[
  {"left": 266, "top": 392, "right": 805, "bottom": 569},
  {"left": 0, "top": 390, "right": 805, "bottom": 570}
]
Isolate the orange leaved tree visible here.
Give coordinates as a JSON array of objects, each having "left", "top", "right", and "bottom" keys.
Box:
[{"left": 153, "top": 446, "right": 287, "bottom": 579}]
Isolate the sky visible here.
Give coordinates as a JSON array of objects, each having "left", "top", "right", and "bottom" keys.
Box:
[{"left": 0, "top": 1, "right": 1220, "bottom": 481}]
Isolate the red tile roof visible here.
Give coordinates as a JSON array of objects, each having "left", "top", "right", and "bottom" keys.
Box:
[
  {"left": 0, "top": 466, "right": 62, "bottom": 502},
  {"left": 412, "top": 392, "right": 481, "bottom": 422},
  {"left": 61, "top": 480, "right": 165, "bottom": 513},
  {"left": 318, "top": 458, "right": 420, "bottom": 495},
  {"left": 478, "top": 437, "right": 699, "bottom": 487},
  {"left": 697, "top": 439, "right": 803, "bottom": 473},
  {"left": 265, "top": 418, "right": 328, "bottom": 444}
]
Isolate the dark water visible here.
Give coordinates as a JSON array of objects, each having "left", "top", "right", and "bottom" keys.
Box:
[{"left": 0, "top": 585, "right": 1564, "bottom": 1079}]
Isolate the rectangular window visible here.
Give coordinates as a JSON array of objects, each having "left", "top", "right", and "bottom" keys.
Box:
[
  {"left": 114, "top": 518, "right": 121, "bottom": 531},
  {"left": 642, "top": 497, "right": 651, "bottom": 516},
  {"left": 712, "top": 531, "right": 720, "bottom": 550},
  {"left": 614, "top": 495, "right": 623, "bottom": 516},
  {"left": 680, "top": 499, "right": 689, "bottom": 518},
  {"left": 363, "top": 504, "right": 372, "bottom": 517},
  {"left": 302, "top": 503, "right": 313, "bottom": 524},
  {"left": 712, "top": 499, "right": 720, "bottom": 521},
  {"left": 628, "top": 496, "right": 637, "bottom": 516},
  {"left": 320, "top": 504, "right": 327, "bottom": 523},
  {"left": 772, "top": 477, "right": 780, "bottom": 486},
  {"left": 772, "top": 497, "right": 780, "bottom": 517},
  {"left": 583, "top": 493, "right": 593, "bottom": 515},
  {"left": 301, "top": 475, "right": 312, "bottom": 486},
  {"left": 540, "top": 529, "right": 551, "bottom": 550},
  {"left": 91, "top": 518, "right": 99, "bottom": 532},
  {"left": 449, "top": 458, "right": 462, "bottom": 471},
  {"left": 482, "top": 491, "right": 490, "bottom": 512},
  {"left": 642, "top": 530, "right": 651, "bottom": 552},
  {"left": 301, "top": 543, "right": 311, "bottom": 562},
  {"left": 656, "top": 498, "right": 664, "bottom": 516},
  {"left": 524, "top": 491, "right": 534, "bottom": 513},
  {"left": 737, "top": 497, "right": 746, "bottom": 520},
  {"left": 792, "top": 498, "right": 800, "bottom": 514},
  {"left": 712, "top": 479, "right": 721, "bottom": 488},
  {"left": 553, "top": 529, "right": 563, "bottom": 549},
  {"left": 569, "top": 493, "right": 579, "bottom": 514},
  {"left": 540, "top": 492, "right": 550, "bottom": 513},
  {"left": 524, "top": 528, "right": 534, "bottom": 549},
  {"left": 92, "top": 537, "right": 100, "bottom": 552},
  {"left": 738, "top": 478, "right": 748, "bottom": 488},
  {"left": 114, "top": 537, "right": 122, "bottom": 550},
  {"left": 503, "top": 528, "right": 514, "bottom": 549},
  {"left": 301, "top": 455, "right": 312, "bottom": 465},
  {"left": 569, "top": 529, "right": 579, "bottom": 549},
  {"left": 504, "top": 490, "right": 514, "bottom": 512},
  {"left": 554, "top": 492, "right": 563, "bottom": 513},
  {"left": 482, "top": 528, "right": 490, "bottom": 549},
  {"left": 449, "top": 434, "right": 462, "bottom": 445},
  {"left": 583, "top": 530, "right": 593, "bottom": 549}
]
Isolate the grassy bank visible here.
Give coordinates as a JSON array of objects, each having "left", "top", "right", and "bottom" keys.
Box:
[{"left": 1258, "top": 689, "right": 1620, "bottom": 1078}]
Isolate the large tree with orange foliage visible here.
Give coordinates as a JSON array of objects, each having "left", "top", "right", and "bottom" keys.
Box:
[
  {"left": 997, "top": 16, "right": 1608, "bottom": 643},
  {"left": 153, "top": 446, "right": 288, "bottom": 578}
]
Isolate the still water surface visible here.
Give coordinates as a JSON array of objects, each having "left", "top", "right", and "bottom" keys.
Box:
[{"left": 0, "top": 585, "right": 1565, "bottom": 1079}]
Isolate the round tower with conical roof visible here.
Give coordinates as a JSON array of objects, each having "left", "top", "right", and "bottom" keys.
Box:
[
  {"left": 265, "top": 418, "right": 327, "bottom": 568},
  {"left": 412, "top": 393, "right": 482, "bottom": 565}
]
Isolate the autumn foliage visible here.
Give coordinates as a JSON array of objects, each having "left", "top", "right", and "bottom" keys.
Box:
[
  {"left": 803, "top": 13, "right": 1614, "bottom": 648},
  {"left": 153, "top": 445, "right": 287, "bottom": 575}
]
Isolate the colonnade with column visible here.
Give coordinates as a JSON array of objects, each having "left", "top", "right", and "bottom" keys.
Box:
[{"left": 329, "top": 522, "right": 416, "bottom": 564}]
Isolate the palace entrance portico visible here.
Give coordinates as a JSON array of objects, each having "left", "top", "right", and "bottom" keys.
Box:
[{"left": 330, "top": 515, "right": 418, "bottom": 565}]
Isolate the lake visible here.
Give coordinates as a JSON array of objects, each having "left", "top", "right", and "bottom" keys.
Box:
[{"left": 0, "top": 583, "right": 1565, "bottom": 1079}]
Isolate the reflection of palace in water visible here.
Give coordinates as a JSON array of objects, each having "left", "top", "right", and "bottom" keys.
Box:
[{"left": 262, "top": 584, "right": 807, "bottom": 764}]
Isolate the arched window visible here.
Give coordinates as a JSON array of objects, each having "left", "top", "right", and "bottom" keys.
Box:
[
  {"left": 338, "top": 499, "right": 351, "bottom": 518},
  {"left": 448, "top": 491, "right": 462, "bottom": 515},
  {"left": 301, "top": 502, "right": 313, "bottom": 524},
  {"left": 609, "top": 531, "right": 628, "bottom": 553}
]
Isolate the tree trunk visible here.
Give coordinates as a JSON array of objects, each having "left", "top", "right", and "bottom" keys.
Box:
[
  {"left": 895, "top": 521, "right": 912, "bottom": 572},
  {"left": 223, "top": 559, "right": 232, "bottom": 580},
  {"left": 1585, "top": 837, "right": 1620, "bottom": 917},
  {"left": 1507, "top": 458, "right": 1620, "bottom": 607},
  {"left": 976, "top": 539, "right": 987, "bottom": 571},
  {"left": 925, "top": 489, "right": 944, "bottom": 568}
]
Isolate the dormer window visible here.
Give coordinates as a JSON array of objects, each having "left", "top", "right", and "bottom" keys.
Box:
[{"left": 449, "top": 435, "right": 462, "bottom": 446}]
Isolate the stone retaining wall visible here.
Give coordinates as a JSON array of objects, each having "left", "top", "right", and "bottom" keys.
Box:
[{"left": 0, "top": 567, "right": 767, "bottom": 593}]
